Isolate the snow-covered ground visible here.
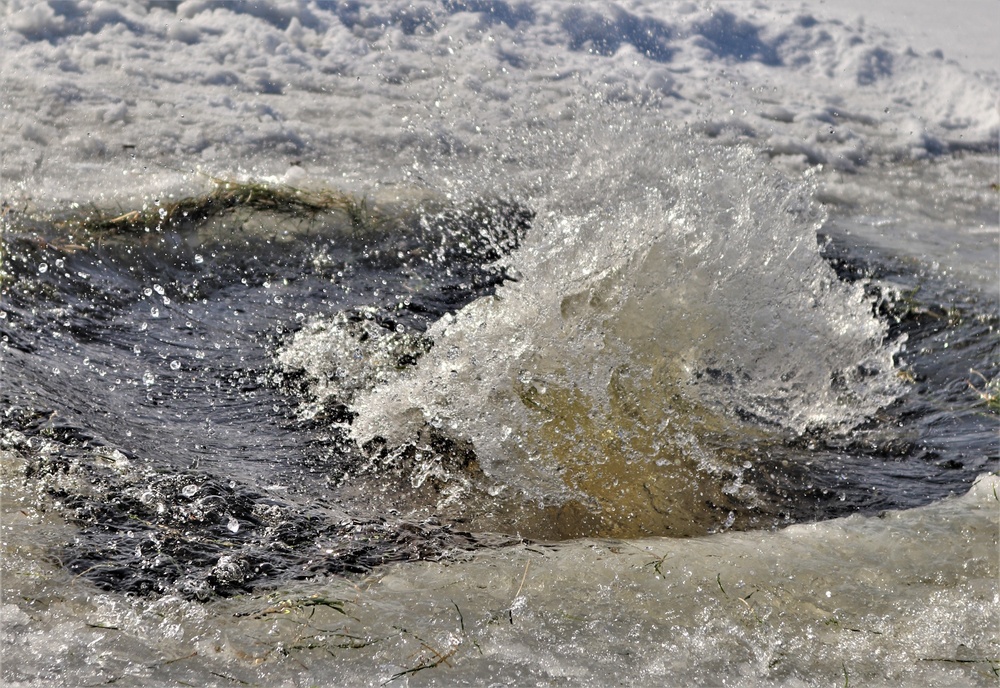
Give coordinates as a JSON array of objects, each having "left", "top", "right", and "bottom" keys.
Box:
[
  {"left": 1, "top": 0, "right": 996, "bottom": 208},
  {"left": 818, "top": 0, "right": 997, "bottom": 73}
]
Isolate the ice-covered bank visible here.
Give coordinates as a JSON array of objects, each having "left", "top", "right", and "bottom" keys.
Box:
[
  {"left": 1, "top": 0, "right": 996, "bottom": 202},
  {"left": 2, "top": 468, "right": 997, "bottom": 686}
]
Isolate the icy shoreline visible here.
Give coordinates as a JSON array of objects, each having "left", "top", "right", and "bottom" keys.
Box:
[
  {"left": 2, "top": 0, "right": 997, "bottom": 208},
  {"left": 2, "top": 460, "right": 996, "bottom": 686}
]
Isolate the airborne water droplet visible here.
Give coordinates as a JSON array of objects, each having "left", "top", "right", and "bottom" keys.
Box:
[
  {"left": 37, "top": 263, "right": 48, "bottom": 274},
  {"left": 142, "top": 371, "right": 155, "bottom": 386},
  {"left": 181, "top": 484, "right": 199, "bottom": 498},
  {"left": 194, "top": 254, "right": 204, "bottom": 264},
  {"left": 227, "top": 516, "right": 240, "bottom": 533},
  {"left": 170, "top": 360, "right": 181, "bottom": 370}
]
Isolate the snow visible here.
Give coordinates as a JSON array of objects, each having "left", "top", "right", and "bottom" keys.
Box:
[
  {"left": 0, "top": 0, "right": 996, "bottom": 208},
  {"left": 815, "top": 0, "right": 998, "bottom": 74}
]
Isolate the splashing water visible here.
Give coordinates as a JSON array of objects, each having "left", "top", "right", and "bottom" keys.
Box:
[{"left": 348, "top": 127, "right": 903, "bottom": 537}]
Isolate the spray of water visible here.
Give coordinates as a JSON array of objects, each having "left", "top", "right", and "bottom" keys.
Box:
[{"left": 346, "top": 122, "right": 902, "bottom": 536}]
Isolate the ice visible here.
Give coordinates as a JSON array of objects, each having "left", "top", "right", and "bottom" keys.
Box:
[
  {"left": 2, "top": 453, "right": 996, "bottom": 685},
  {"left": 0, "top": 1, "right": 996, "bottom": 207}
]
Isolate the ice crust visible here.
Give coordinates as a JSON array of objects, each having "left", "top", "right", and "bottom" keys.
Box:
[
  {"left": 1, "top": 0, "right": 997, "bottom": 206},
  {"left": 2, "top": 462, "right": 997, "bottom": 687}
]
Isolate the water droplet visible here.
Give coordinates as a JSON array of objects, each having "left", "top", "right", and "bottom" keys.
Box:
[
  {"left": 150, "top": 307, "right": 160, "bottom": 317},
  {"left": 142, "top": 371, "right": 155, "bottom": 386},
  {"left": 181, "top": 484, "right": 199, "bottom": 498},
  {"left": 37, "top": 263, "right": 48, "bottom": 273},
  {"left": 153, "top": 284, "right": 165, "bottom": 295},
  {"left": 194, "top": 254, "right": 204, "bottom": 264},
  {"left": 55, "top": 259, "right": 64, "bottom": 268},
  {"left": 227, "top": 516, "right": 240, "bottom": 533},
  {"left": 169, "top": 360, "right": 181, "bottom": 370},
  {"left": 143, "top": 287, "right": 153, "bottom": 297}
]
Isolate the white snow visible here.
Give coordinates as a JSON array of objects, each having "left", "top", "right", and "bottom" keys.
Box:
[
  {"left": 0, "top": 0, "right": 996, "bottom": 208},
  {"left": 814, "top": 0, "right": 998, "bottom": 74}
]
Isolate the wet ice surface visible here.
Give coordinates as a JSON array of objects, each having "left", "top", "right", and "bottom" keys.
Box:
[
  {"left": 2, "top": 470, "right": 997, "bottom": 687},
  {"left": 1, "top": 0, "right": 999, "bottom": 686}
]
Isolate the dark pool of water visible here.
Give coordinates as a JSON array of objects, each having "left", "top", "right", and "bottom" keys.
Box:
[{"left": 1, "top": 196, "right": 995, "bottom": 598}]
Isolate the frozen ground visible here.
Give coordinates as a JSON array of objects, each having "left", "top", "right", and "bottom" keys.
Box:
[{"left": 0, "top": 0, "right": 996, "bottom": 208}]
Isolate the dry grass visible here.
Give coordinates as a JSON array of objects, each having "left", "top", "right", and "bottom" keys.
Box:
[
  {"left": 0, "top": 179, "right": 376, "bottom": 288},
  {"left": 48, "top": 179, "right": 375, "bottom": 236}
]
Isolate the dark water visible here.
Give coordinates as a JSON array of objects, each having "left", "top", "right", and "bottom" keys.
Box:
[{"left": 1, "top": 189, "right": 996, "bottom": 598}]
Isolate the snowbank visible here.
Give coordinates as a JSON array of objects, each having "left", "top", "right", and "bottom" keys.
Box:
[{"left": 1, "top": 0, "right": 996, "bottom": 206}]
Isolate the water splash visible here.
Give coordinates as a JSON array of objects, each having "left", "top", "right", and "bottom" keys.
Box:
[{"left": 350, "top": 127, "right": 903, "bottom": 536}]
